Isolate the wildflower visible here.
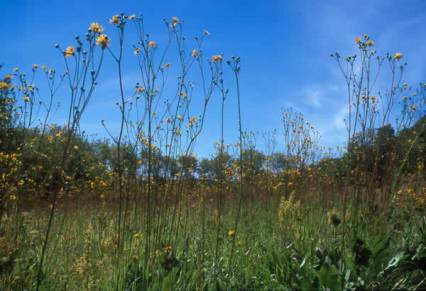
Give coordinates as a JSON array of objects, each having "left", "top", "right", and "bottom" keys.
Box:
[
  {"left": 72, "top": 255, "right": 89, "bottom": 276},
  {"left": 191, "top": 49, "right": 199, "bottom": 58},
  {"left": 366, "top": 39, "right": 374, "bottom": 46},
  {"left": 136, "top": 85, "right": 145, "bottom": 93},
  {"left": 148, "top": 41, "right": 157, "bottom": 48},
  {"left": 110, "top": 15, "right": 120, "bottom": 25},
  {"left": 73, "top": 145, "right": 79, "bottom": 150},
  {"left": 188, "top": 116, "right": 197, "bottom": 127},
  {"left": 211, "top": 54, "right": 223, "bottom": 62},
  {"left": 0, "top": 81, "right": 10, "bottom": 91},
  {"left": 9, "top": 194, "right": 17, "bottom": 201},
  {"left": 96, "top": 34, "right": 110, "bottom": 48},
  {"left": 134, "top": 47, "right": 141, "bottom": 55},
  {"left": 128, "top": 14, "right": 136, "bottom": 20},
  {"left": 355, "top": 36, "right": 361, "bottom": 44},
  {"left": 228, "top": 229, "right": 236, "bottom": 237},
  {"left": 163, "top": 245, "right": 172, "bottom": 253},
  {"left": 203, "top": 30, "right": 210, "bottom": 36},
  {"left": 64, "top": 46, "right": 75, "bottom": 57},
  {"left": 171, "top": 16, "right": 180, "bottom": 27},
  {"left": 393, "top": 52, "right": 403, "bottom": 60},
  {"left": 23, "top": 96, "right": 30, "bottom": 102},
  {"left": 33, "top": 64, "right": 39, "bottom": 70},
  {"left": 89, "top": 22, "right": 104, "bottom": 33}
]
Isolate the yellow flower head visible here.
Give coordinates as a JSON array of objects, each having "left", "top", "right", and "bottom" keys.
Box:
[
  {"left": 191, "top": 49, "right": 199, "bottom": 58},
  {"left": 211, "top": 54, "right": 223, "bottom": 63},
  {"left": 89, "top": 22, "right": 104, "bottom": 33},
  {"left": 136, "top": 85, "right": 145, "bottom": 93},
  {"left": 96, "top": 34, "right": 110, "bottom": 48},
  {"left": 163, "top": 245, "right": 172, "bottom": 253},
  {"left": 33, "top": 64, "right": 39, "bottom": 70},
  {"left": 0, "top": 81, "right": 10, "bottom": 91},
  {"left": 171, "top": 16, "right": 180, "bottom": 27},
  {"left": 110, "top": 15, "right": 120, "bottom": 25},
  {"left": 148, "top": 41, "right": 157, "bottom": 48},
  {"left": 366, "top": 39, "right": 374, "bottom": 46},
  {"left": 64, "top": 46, "right": 75, "bottom": 57},
  {"left": 394, "top": 52, "right": 403, "bottom": 60},
  {"left": 228, "top": 229, "right": 236, "bottom": 237},
  {"left": 23, "top": 96, "right": 30, "bottom": 102},
  {"left": 355, "top": 36, "right": 361, "bottom": 44}
]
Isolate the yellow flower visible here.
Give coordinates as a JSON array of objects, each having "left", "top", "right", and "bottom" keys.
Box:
[
  {"left": 96, "top": 34, "right": 110, "bottom": 48},
  {"left": 171, "top": 16, "right": 180, "bottom": 27},
  {"left": 136, "top": 85, "right": 145, "bottom": 93},
  {"left": 33, "top": 64, "right": 39, "bottom": 70},
  {"left": 188, "top": 116, "right": 197, "bottom": 127},
  {"left": 211, "top": 54, "right": 223, "bottom": 62},
  {"left": 0, "top": 81, "right": 10, "bottom": 91},
  {"left": 191, "top": 49, "right": 199, "bottom": 58},
  {"left": 9, "top": 194, "right": 17, "bottom": 201},
  {"left": 89, "top": 22, "right": 104, "bottom": 33},
  {"left": 394, "top": 52, "right": 403, "bottom": 60},
  {"left": 64, "top": 46, "right": 75, "bottom": 57},
  {"left": 148, "top": 41, "right": 157, "bottom": 48},
  {"left": 163, "top": 245, "right": 172, "bottom": 253},
  {"left": 228, "top": 229, "right": 236, "bottom": 237},
  {"left": 110, "top": 15, "right": 120, "bottom": 25},
  {"left": 355, "top": 36, "right": 361, "bottom": 44},
  {"left": 23, "top": 96, "right": 30, "bottom": 102},
  {"left": 366, "top": 39, "right": 374, "bottom": 46}
]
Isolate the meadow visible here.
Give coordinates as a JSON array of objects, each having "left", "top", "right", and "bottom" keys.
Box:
[{"left": 0, "top": 14, "right": 425, "bottom": 290}]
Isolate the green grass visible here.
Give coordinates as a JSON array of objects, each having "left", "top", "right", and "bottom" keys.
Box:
[{"left": 1, "top": 198, "right": 424, "bottom": 290}]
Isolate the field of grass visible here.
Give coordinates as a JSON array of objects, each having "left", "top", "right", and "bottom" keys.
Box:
[
  {"left": 1, "top": 12, "right": 425, "bottom": 290},
  {"left": 1, "top": 197, "right": 424, "bottom": 290}
]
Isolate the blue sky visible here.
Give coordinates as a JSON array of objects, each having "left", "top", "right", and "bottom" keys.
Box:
[{"left": 1, "top": 0, "right": 426, "bottom": 156}]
